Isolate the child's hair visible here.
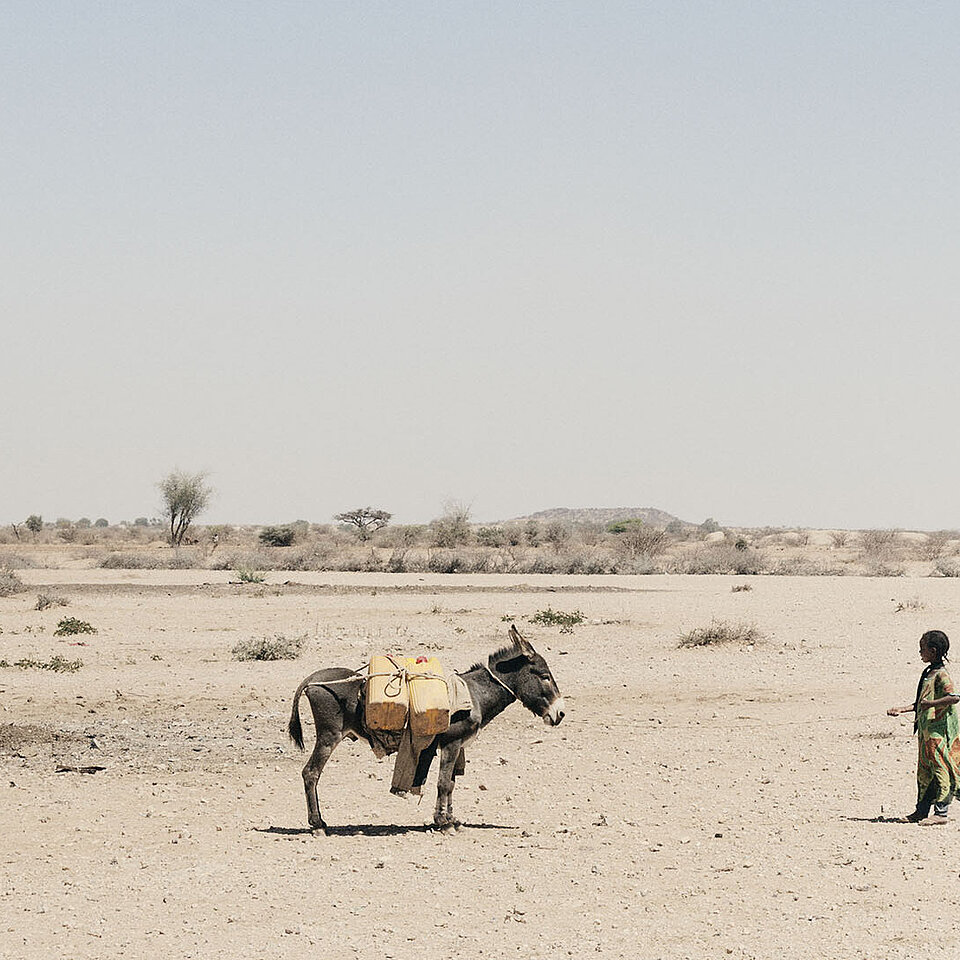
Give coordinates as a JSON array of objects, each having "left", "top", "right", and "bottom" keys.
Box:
[{"left": 921, "top": 629, "right": 950, "bottom": 665}]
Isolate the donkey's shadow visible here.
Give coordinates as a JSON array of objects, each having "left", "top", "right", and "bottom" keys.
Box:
[{"left": 256, "top": 822, "right": 512, "bottom": 838}]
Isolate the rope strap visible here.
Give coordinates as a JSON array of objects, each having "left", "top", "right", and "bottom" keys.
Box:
[{"left": 305, "top": 662, "right": 448, "bottom": 698}]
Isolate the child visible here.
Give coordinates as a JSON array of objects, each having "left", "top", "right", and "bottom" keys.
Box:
[{"left": 887, "top": 630, "right": 960, "bottom": 824}]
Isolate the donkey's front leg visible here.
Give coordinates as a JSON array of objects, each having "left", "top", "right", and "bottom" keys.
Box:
[{"left": 433, "top": 741, "right": 462, "bottom": 828}]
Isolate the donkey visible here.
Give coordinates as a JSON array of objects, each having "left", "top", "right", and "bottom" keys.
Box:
[{"left": 288, "top": 625, "right": 565, "bottom": 832}]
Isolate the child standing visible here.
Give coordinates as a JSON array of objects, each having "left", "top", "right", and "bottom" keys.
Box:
[{"left": 887, "top": 630, "right": 960, "bottom": 824}]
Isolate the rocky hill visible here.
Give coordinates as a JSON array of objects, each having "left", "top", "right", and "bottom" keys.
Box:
[{"left": 501, "top": 506, "right": 684, "bottom": 527}]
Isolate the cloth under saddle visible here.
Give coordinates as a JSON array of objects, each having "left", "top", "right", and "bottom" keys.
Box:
[{"left": 365, "top": 672, "right": 473, "bottom": 796}]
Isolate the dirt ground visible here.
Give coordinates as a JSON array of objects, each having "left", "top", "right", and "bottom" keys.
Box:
[{"left": 2, "top": 569, "right": 959, "bottom": 959}]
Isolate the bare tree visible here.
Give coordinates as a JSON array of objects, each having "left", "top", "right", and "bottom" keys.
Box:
[
  {"left": 158, "top": 470, "right": 213, "bottom": 546},
  {"left": 334, "top": 507, "right": 391, "bottom": 541}
]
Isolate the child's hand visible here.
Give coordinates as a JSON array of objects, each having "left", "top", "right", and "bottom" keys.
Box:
[{"left": 887, "top": 707, "right": 902, "bottom": 716}]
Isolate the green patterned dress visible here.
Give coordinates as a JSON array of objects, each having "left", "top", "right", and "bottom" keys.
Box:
[{"left": 915, "top": 666, "right": 960, "bottom": 806}]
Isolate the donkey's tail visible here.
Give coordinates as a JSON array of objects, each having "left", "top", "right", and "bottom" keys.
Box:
[{"left": 288, "top": 678, "right": 310, "bottom": 751}]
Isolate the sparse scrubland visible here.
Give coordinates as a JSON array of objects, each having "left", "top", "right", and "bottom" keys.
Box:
[{"left": 2, "top": 516, "right": 960, "bottom": 578}]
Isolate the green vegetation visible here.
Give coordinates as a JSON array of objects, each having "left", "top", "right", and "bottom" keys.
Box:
[
  {"left": 530, "top": 608, "right": 585, "bottom": 628},
  {"left": 54, "top": 617, "right": 97, "bottom": 637},
  {"left": 232, "top": 633, "right": 306, "bottom": 661},
  {"left": 259, "top": 525, "right": 297, "bottom": 547},
  {"left": 158, "top": 469, "right": 213, "bottom": 545},
  {"left": 0, "top": 655, "right": 84, "bottom": 672}
]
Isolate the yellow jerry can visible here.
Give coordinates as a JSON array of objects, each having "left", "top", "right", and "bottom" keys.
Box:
[
  {"left": 405, "top": 657, "right": 450, "bottom": 736},
  {"left": 365, "top": 655, "right": 408, "bottom": 731}
]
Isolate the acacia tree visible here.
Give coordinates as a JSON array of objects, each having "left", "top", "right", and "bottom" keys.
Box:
[
  {"left": 334, "top": 507, "right": 391, "bottom": 541},
  {"left": 158, "top": 470, "right": 213, "bottom": 546}
]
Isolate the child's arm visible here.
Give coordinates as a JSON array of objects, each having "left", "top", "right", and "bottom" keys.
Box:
[
  {"left": 887, "top": 703, "right": 915, "bottom": 716},
  {"left": 917, "top": 694, "right": 960, "bottom": 711}
]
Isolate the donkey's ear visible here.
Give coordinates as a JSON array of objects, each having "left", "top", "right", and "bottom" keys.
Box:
[{"left": 509, "top": 624, "right": 535, "bottom": 658}]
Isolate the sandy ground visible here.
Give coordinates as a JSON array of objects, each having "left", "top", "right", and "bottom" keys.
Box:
[{"left": 2, "top": 570, "right": 958, "bottom": 959}]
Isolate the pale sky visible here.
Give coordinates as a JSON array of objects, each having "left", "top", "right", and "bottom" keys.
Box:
[{"left": 3, "top": 2, "right": 959, "bottom": 529}]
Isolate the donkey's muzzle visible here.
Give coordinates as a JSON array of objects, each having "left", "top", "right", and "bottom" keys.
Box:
[{"left": 543, "top": 697, "right": 566, "bottom": 726}]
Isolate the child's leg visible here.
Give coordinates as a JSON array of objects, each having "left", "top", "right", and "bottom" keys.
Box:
[{"left": 909, "top": 780, "right": 938, "bottom": 821}]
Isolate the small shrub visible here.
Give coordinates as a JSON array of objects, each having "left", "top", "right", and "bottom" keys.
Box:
[
  {"left": 858, "top": 529, "right": 899, "bottom": 555},
  {"left": 54, "top": 617, "right": 97, "bottom": 637},
  {"left": 0, "top": 567, "right": 25, "bottom": 597},
  {"left": 430, "top": 502, "right": 473, "bottom": 548},
  {"left": 731, "top": 583, "right": 753, "bottom": 592},
  {"left": 679, "top": 620, "right": 764, "bottom": 648},
  {"left": 232, "top": 633, "right": 306, "bottom": 661},
  {"left": 915, "top": 531, "right": 956, "bottom": 561},
  {"left": 893, "top": 598, "right": 925, "bottom": 613},
  {"left": 862, "top": 561, "right": 904, "bottom": 578},
  {"left": 611, "top": 522, "right": 668, "bottom": 560},
  {"left": 0, "top": 656, "right": 84, "bottom": 672},
  {"left": 530, "top": 608, "right": 585, "bottom": 628},
  {"left": 235, "top": 567, "right": 266, "bottom": 583},
  {"left": 36, "top": 593, "right": 70, "bottom": 611},
  {"left": 259, "top": 525, "right": 297, "bottom": 547},
  {"left": 477, "top": 526, "right": 508, "bottom": 548},
  {"left": 770, "top": 558, "right": 845, "bottom": 577},
  {"left": 678, "top": 546, "right": 767, "bottom": 576},
  {"left": 829, "top": 531, "right": 850, "bottom": 548},
  {"left": 932, "top": 559, "right": 960, "bottom": 578}
]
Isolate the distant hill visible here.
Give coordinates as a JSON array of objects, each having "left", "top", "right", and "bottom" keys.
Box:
[{"left": 499, "top": 506, "right": 684, "bottom": 528}]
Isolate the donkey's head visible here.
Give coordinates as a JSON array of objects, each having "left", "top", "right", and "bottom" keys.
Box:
[{"left": 489, "top": 625, "right": 565, "bottom": 726}]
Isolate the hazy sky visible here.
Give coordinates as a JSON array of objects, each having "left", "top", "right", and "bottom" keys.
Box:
[{"left": 3, "top": 2, "right": 959, "bottom": 529}]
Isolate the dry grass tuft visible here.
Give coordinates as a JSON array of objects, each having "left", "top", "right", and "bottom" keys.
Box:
[
  {"left": 678, "top": 620, "right": 765, "bottom": 648},
  {"left": 0, "top": 567, "right": 25, "bottom": 597}
]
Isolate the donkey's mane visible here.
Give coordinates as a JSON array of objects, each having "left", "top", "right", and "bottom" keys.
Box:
[{"left": 465, "top": 642, "right": 529, "bottom": 675}]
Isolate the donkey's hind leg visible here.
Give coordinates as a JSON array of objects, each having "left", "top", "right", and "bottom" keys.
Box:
[
  {"left": 302, "top": 727, "right": 341, "bottom": 832},
  {"left": 301, "top": 684, "right": 347, "bottom": 833}
]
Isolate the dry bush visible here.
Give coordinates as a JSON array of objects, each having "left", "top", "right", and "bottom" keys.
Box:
[
  {"left": 430, "top": 502, "right": 473, "bottom": 548},
  {"left": 857, "top": 529, "right": 900, "bottom": 555},
  {"left": 0, "top": 567, "right": 25, "bottom": 597},
  {"left": 673, "top": 545, "right": 767, "bottom": 576},
  {"left": 862, "top": 561, "right": 905, "bottom": 578},
  {"left": 914, "top": 531, "right": 957, "bottom": 561},
  {"left": 612, "top": 524, "right": 669, "bottom": 560},
  {"left": 893, "top": 597, "right": 925, "bottom": 613},
  {"left": 678, "top": 620, "right": 765, "bottom": 648},
  {"left": 379, "top": 525, "right": 426, "bottom": 549},
  {"left": 232, "top": 633, "right": 306, "bottom": 661},
  {"left": 932, "top": 559, "right": 960, "bottom": 578},
  {"left": 770, "top": 558, "right": 845, "bottom": 576},
  {"left": 829, "top": 531, "right": 850, "bottom": 548},
  {"left": 36, "top": 593, "right": 69, "bottom": 611},
  {"left": 100, "top": 551, "right": 199, "bottom": 570},
  {"left": 426, "top": 549, "right": 491, "bottom": 574}
]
